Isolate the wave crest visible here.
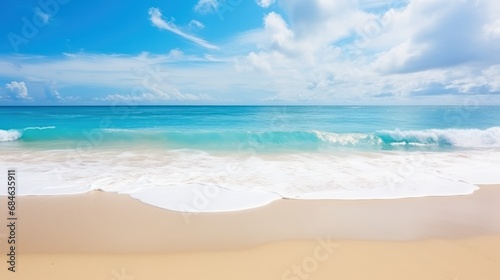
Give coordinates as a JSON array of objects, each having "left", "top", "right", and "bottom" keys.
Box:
[
  {"left": 377, "top": 127, "right": 500, "bottom": 148},
  {"left": 0, "top": 129, "right": 22, "bottom": 142},
  {"left": 24, "top": 126, "right": 56, "bottom": 131},
  {"left": 313, "top": 131, "right": 382, "bottom": 146},
  {"left": 3, "top": 126, "right": 500, "bottom": 149}
]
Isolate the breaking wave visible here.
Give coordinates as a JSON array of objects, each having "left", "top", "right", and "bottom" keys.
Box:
[{"left": 2, "top": 126, "right": 500, "bottom": 149}]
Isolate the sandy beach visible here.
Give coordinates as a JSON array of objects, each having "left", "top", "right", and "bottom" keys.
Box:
[
  {"left": 1, "top": 185, "right": 500, "bottom": 279},
  {"left": 3, "top": 0, "right": 500, "bottom": 278}
]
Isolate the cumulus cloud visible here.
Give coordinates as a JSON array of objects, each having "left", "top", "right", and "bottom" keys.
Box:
[
  {"left": 229, "top": 0, "right": 500, "bottom": 103},
  {"left": 240, "top": 1, "right": 374, "bottom": 63},
  {"left": 256, "top": 0, "right": 275, "bottom": 8},
  {"left": 231, "top": 1, "right": 376, "bottom": 100},
  {"left": 2, "top": 0, "right": 500, "bottom": 105},
  {"left": 148, "top": 7, "right": 218, "bottom": 50},
  {"left": 262, "top": 12, "right": 296, "bottom": 53},
  {"left": 372, "top": 0, "right": 500, "bottom": 73},
  {"left": 278, "top": 0, "right": 372, "bottom": 42},
  {"left": 5, "top": 81, "right": 30, "bottom": 100},
  {"left": 235, "top": 51, "right": 274, "bottom": 73}
]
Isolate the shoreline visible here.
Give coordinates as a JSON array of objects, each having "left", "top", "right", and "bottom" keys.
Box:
[
  {"left": 0, "top": 185, "right": 498, "bottom": 254},
  {"left": 2, "top": 148, "right": 499, "bottom": 210}
]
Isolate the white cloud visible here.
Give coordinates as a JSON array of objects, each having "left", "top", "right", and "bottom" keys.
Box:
[
  {"left": 189, "top": 19, "right": 205, "bottom": 29},
  {"left": 227, "top": 0, "right": 500, "bottom": 103},
  {"left": 262, "top": 12, "right": 295, "bottom": 54},
  {"left": 278, "top": 0, "right": 372, "bottom": 42},
  {"left": 239, "top": 1, "right": 375, "bottom": 63},
  {"left": 484, "top": 19, "right": 500, "bottom": 38},
  {"left": 256, "top": 0, "right": 275, "bottom": 8},
  {"left": 167, "top": 48, "right": 184, "bottom": 59},
  {"left": 148, "top": 7, "right": 218, "bottom": 50},
  {"left": 5, "top": 81, "right": 30, "bottom": 100},
  {"left": 194, "top": 0, "right": 219, "bottom": 14},
  {"left": 0, "top": 53, "right": 247, "bottom": 103},
  {"left": 235, "top": 51, "right": 274, "bottom": 73},
  {"left": 371, "top": 0, "right": 500, "bottom": 73},
  {"left": 2, "top": 0, "right": 500, "bottom": 105},
  {"left": 46, "top": 90, "right": 80, "bottom": 102},
  {"left": 50, "top": 90, "right": 62, "bottom": 100},
  {"left": 99, "top": 90, "right": 214, "bottom": 102}
]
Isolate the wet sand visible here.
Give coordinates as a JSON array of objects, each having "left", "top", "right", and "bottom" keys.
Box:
[{"left": 1, "top": 185, "right": 499, "bottom": 279}]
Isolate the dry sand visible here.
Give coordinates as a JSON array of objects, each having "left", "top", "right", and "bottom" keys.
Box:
[{"left": 1, "top": 185, "right": 500, "bottom": 279}]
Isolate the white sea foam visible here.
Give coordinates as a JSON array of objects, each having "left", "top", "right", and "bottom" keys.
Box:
[
  {"left": 0, "top": 126, "right": 57, "bottom": 142},
  {"left": 379, "top": 127, "right": 500, "bottom": 147},
  {"left": 129, "top": 185, "right": 281, "bottom": 213},
  {"left": 389, "top": 142, "right": 435, "bottom": 147},
  {"left": 313, "top": 130, "right": 381, "bottom": 146},
  {"left": 24, "top": 126, "right": 56, "bottom": 130},
  {"left": 0, "top": 148, "right": 498, "bottom": 212},
  {"left": 0, "top": 129, "right": 22, "bottom": 142}
]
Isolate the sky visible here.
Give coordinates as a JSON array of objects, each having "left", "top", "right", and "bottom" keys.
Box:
[{"left": 0, "top": 0, "right": 499, "bottom": 105}]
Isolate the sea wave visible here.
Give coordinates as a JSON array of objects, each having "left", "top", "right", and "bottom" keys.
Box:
[
  {"left": 0, "top": 129, "right": 22, "bottom": 142},
  {"left": 99, "top": 129, "right": 384, "bottom": 150},
  {"left": 1, "top": 148, "right": 498, "bottom": 212},
  {"left": 3, "top": 126, "right": 500, "bottom": 149},
  {"left": 0, "top": 126, "right": 57, "bottom": 142},
  {"left": 97, "top": 127, "right": 500, "bottom": 150},
  {"left": 24, "top": 126, "right": 57, "bottom": 130},
  {"left": 377, "top": 127, "right": 500, "bottom": 148},
  {"left": 313, "top": 130, "right": 382, "bottom": 146}
]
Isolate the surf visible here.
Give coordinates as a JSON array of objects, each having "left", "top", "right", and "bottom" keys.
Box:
[{"left": 3, "top": 126, "right": 500, "bottom": 150}]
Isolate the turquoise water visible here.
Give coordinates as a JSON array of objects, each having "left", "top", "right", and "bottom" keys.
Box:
[
  {"left": 1, "top": 106, "right": 500, "bottom": 211},
  {"left": 1, "top": 106, "right": 500, "bottom": 151}
]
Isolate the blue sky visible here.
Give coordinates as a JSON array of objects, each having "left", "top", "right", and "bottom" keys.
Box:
[{"left": 1, "top": 0, "right": 499, "bottom": 105}]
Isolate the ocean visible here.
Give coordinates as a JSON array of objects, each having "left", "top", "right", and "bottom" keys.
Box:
[{"left": 1, "top": 106, "right": 500, "bottom": 212}]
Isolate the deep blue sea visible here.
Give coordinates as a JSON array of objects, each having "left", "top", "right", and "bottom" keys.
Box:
[
  {"left": 1, "top": 106, "right": 500, "bottom": 212},
  {"left": 1, "top": 106, "right": 500, "bottom": 151}
]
